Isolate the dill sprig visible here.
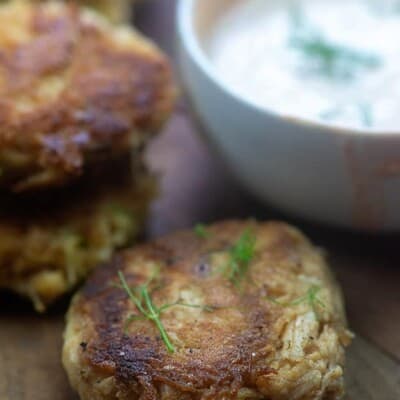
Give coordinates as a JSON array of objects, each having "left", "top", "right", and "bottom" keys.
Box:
[
  {"left": 223, "top": 229, "right": 256, "bottom": 287},
  {"left": 194, "top": 223, "right": 210, "bottom": 239},
  {"left": 289, "top": 9, "right": 381, "bottom": 80},
  {"left": 266, "top": 285, "right": 326, "bottom": 317},
  {"left": 117, "top": 271, "right": 213, "bottom": 353}
]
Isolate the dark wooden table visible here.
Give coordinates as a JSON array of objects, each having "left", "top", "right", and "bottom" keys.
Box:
[{"left": 1, "top": 1, "right": 399, "bottom": 399}]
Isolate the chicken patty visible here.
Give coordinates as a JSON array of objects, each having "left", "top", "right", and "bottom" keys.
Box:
[
  {"left": 63, "top": 221, "right": 352, "bottom": 400},
  {"left": 0, "top": 156, "right": 155, "bottom": 312},
  {"left": 0, "top": 0, "right": 175, "bottom": 192}
]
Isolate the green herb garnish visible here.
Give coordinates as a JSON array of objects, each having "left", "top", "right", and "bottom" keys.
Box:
[
  {"left": 266, "top": 285, "right": 326, "bottom": 317},
  {"left": 289, "top": 9, "right": 381, "bottom": 80},
  {"left": 222, "top": 229, "right": 256, "bottom": 287},
  {"left": 117, "top": 271, "right": 213, "bottom": 353},
  {"left": 194, "top": 223, "right": 210, "bottom": 239}
]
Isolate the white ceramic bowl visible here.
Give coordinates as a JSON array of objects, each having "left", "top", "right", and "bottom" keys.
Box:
[{"left": 177, "top": 0, "right": 400, "bottom": 232}]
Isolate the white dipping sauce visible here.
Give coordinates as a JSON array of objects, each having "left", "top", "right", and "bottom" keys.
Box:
[{"left": 208, "top": 0, "right": 400, "bottom": 131}]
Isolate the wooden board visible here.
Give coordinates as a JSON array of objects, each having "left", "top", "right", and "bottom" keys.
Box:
[{"left": 1, "top": 1, "right": 399, "bottom": 399}]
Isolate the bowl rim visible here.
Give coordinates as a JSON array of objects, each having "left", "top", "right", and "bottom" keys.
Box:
[{"left": 176, "top": 0, "right": 400, "bottom": 138}]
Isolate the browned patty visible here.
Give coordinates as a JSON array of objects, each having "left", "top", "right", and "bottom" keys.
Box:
[
  {"left": 0, "top": 156, "right": 156, "bottom": 311},
  {"left": 63, "top": 221, "right": 352, "bottom": 400},
  {"left": 0, "top": 0, "right": 175, "bottom": 192}
]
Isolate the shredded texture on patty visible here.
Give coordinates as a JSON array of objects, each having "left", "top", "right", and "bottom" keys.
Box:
[
  {"left": 63, "top": 220, "right": 352, "bottom": 400},
  {"left": 0, "top": 156, "right": 155, "bottom": 311},
  {"left": 0, "top": 0, "right": 175, "bottom": 192}
]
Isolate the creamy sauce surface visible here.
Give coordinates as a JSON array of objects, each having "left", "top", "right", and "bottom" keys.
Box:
[{"left": 208, "top": 0, "right": 400, "bottom": 131}]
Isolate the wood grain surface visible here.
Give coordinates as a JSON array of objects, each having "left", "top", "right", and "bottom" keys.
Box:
[{"left": 0, "top": 1, "right": 399, "bottom": 399}]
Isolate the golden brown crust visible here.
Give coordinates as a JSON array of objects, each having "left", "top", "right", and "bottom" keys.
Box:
[
  {"left": 63, "top": 221, "right": 352, "bottom": 400},
  {"left": 0, "top": 155, "right": 156, "bottom": 311},
  {"left": 0, "top": 1, "right": 175, "bottom": 192}
]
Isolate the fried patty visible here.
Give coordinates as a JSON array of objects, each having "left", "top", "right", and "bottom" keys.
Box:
[
  {"left": 0, "top": 0, "right": 175, "bottom": 192},
  {"left": 63, "top": 221, "right": 352, "bottom": 400},
  {"left": 0, "top": 156, "right": 155, "bottom": 312}
]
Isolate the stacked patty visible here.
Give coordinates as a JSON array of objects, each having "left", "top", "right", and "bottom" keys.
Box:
[{"left": 0, "top": 0, "right": 176, "bottom": 311}]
